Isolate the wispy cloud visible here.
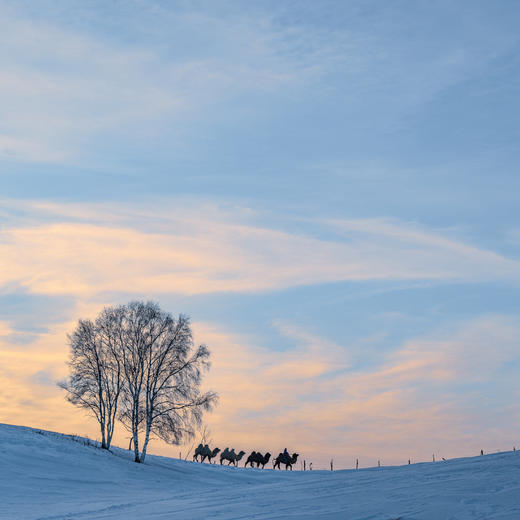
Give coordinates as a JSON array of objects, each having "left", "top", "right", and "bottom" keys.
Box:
[
  {"left": 0, "top": 320, "right": 14, "bottom": 338},
  {"left": 1, "top": 200, "right": 519, "bottom": 299},
  {"left": 3, "top": 1, "right": 512, "bottom": 166},
  {"left": 0, "top": 135, "right": 67, "bottom": 163},
  {"left": 0, "top": 3, "right": 326, "bottom": 165},
  {"left": 0, "top": 9, "right": 182, "bottom": 163}
]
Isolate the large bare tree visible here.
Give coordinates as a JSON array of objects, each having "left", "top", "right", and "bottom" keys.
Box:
[
  {"left": 59, "top": 306, "right": 124, "bottom": 450},
  {"left": 60, "top": 301, "right": 216, "bottom": 462},
  {"left": 116, "top": 301, "right": 217, "bottom": 463}
]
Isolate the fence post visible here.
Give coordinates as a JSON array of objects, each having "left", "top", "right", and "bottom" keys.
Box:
[
  {"left": 331, "top": 459, "right": 333, "bottom": 471},
  {"left": 378, "top": 460, "right": 380, "bottom": 467},
  {"left": 304, "top": 460, "right": 306, "bottom": 471},
  {"left": 356, "top": 459, "right": 358, "bottom": 470},
  {"left": 432, "top": 454, "right": 435, "bottom": 462},
  {"left": 408, "top": 459, "right": 410, "bottom": 465}
]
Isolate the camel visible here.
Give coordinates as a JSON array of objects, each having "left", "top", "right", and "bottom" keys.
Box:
[
  {"left": 193, "top": 444, "right": 220, "bottom": 463},
  {"left": 233, "top": 450, "right": 246, "bottom": 466},
  {"left": 219, "top": 446, "right": 230, "bottom": 464},
  {"left": 220, "top": 447, "right": 246, "bottom": 466},
  {"left": 245, "top": 451, "right": 271, "bottom": 469},
  {"left": 202, "top": 446, "right": 221, "bottom": 463},
  {"left": 193, "top": 443, "right": 206, "bottom": 462},
  {"left": 273, "top": 452, "right": 299, "bottom": 470},
  {"left": 244, "top": 451, "right": 257, "bottom": 468},
  {"left": 257, "top": 452, "right": 271, "bottom": 468}
]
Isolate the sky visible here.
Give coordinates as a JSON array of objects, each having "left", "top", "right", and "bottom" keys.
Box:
[{"left": 1, "top": 0, "right": 520, "bottom": 469}]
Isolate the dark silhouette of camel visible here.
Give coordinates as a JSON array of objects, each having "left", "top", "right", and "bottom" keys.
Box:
[
  {"left": 245, "top": 451, "right": 272, "bottom": 468},
  {"left": 245, "top": 451, "right": 258, "bottom": 468},
  {"left": 193, "top": 443, "right": 206, "bottom": 462},
  {"left": 273, "top": 452, "right": 299, "bottom": 470},
  {"left": 220, "top": 447, "right": 246, "bottom": 466},
  {"left": 193, "top": 444, "right": 220, "bottom": 463},
  {"left": 203, "top": 446, "right": 221, "bottom": 463}
]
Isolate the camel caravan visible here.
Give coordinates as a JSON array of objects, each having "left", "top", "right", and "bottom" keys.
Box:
[{"left": 193, "top": 444, "right": 299, "bottom": 470}]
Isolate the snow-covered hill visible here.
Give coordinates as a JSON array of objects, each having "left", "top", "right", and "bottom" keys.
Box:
[{"left": 1, "top": 423, "right": 519, "bottom": 519}]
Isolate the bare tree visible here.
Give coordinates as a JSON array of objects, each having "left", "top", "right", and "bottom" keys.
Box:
[
  {"left": 59, "top": 307, "right": 124, "bottom": 450},
  {"left": 60, "top": 301, "right": 216, "bottom": 462},
  {"left": 117, "top": 301, "right": 217, "bottom": 463}
]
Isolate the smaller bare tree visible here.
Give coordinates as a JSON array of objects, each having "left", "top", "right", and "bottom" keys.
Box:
[{"left": 59, "top": 307, "right": 123, "bottom": 450}]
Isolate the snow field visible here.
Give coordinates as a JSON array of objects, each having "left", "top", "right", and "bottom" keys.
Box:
[{"left": 1, "top": 423, "right": 519, "bottom": 519}]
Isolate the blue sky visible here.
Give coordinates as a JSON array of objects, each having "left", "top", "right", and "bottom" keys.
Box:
[{"left": 1, "top": 0, "right": 519, "bottom": 467}]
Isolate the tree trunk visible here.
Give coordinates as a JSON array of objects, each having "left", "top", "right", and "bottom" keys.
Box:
[
  {"left": 133, "top": 429, "right": 140, "bottom": 462},
  {"left": 132, "top": 405, "right": 140, "bottom": 462},
  {"left": 131, "top": 392, "right": 141, "bottom": 462},
  {"left": 105, "top": 422, "right": 112, "bottom": 450},
  {"left": 140, "top": 420, "right": 152, "bottom": 463},
  {"left": 100, "top": 418, "right": 107, "bottom": 449},
  {"left": 107, "top": 397, "right": 119, "bottom": 450}
]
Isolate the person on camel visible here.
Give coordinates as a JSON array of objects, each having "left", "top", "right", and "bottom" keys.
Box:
[{"left": 283, "top": 447, "right": 289, "bottom": 462}]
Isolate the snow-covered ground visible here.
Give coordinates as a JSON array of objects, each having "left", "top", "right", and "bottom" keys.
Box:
[{"left": 1, "top": 423, "right": 519, "bottom": 519}]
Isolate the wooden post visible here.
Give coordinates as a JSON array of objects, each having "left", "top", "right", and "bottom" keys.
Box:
[
  {"left": 304, "top": 460, "right": 306, "bottom": 471},
  {"left": 432, "top": 454, "right": 435, "bottom": 462},
  {"left": 356, "top": 459, "right": 358, "bottom": 470},
  {"left": 408, "top": 459, "right": 410, "bottom": 465},
  {"left": 330, "top": 459, "right": 333, "bottom": 471},
  {"left": 378, "top": 460, "right": 380, "bottom": 467}
]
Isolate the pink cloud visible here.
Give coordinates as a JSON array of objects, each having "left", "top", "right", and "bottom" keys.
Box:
[{"left": 1, "top": 201, "right": 519, "bottom": 300}]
